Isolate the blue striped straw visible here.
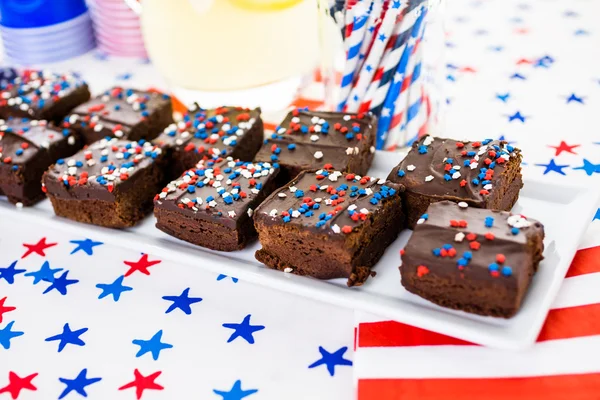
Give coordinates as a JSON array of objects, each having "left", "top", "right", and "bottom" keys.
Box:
[{"left": 375, "top": 6, "right": 425, "bottom": 149}]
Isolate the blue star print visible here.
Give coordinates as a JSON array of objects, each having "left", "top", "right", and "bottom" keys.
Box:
[
  {"left": 70, "top": 239, "right": 103, "bottom": 255},
  {"left": 566, "top": 93, "right": 584, "bottom": 104},
  {"left": 574, "top": 29, "right": 589, "bottom": 36},
  {"left": 573, "top": 159, "right": 600, "bottom": 176},
  {"left": 535, "top": 159, "right": 569, "bottom": 175},
  {"left": 488, "top": 45, "right": 503, "bottom": 52},
  {"left": 496, "top": 93, "right": 510, "bottom": 102},
  {"left": 391, "top": 0, "right": 400, "bottom": 8},
  {"left": 378, "top": 33, "right": 387, "bottom": 42},
  {"left": 308, "top": 346, "right": 353, "bottom": 376},
  {"left": 162, "top": 288, "right": 202, "bottom": 315},
  {"left": 217, "top": 274, "right": 238, "bottom": 283},
  {"left": 43, "top": 271, "right": 79, "bottom": 295},
  {"left": 0, "top": 321, "right": 24, "bottom": 349},
  {"left": 213, "top": 380, "right": 258, "bottom": 400},
  {"left": 96, "top": 275, "right": 132, "bottom": 301},
  {"left": 45, "top": 323, "right": 88, "bottom": 352},
  {"left": 593, "top": 208, "right": 600, "bottom": 222},
  {"left": 24, "top": 261, "right": 63, "bottom": 284},
  {"left": 510, "top": 73, "right": 526, "bottom": 80},
  {"left": 508, "top": 111, "right": 527, "bottom": 122},
  {"left": 132, "top": 330, "right": 173, "bottom": 361},
  {"left": 533, "top": 59, "right": 550, "bottom": 68},
  {"left": 116, "top": 72, "right": 132, "bottom": 80},
  {"left": 365, "top": 64, "right": 373, "bottom": 72},
  {"left": 222, "top": 314, "right": 265, "bottom": 344},
  {"left": 58, "top": 369, "right": 102, "bottom": 399},
  {"left": 497, "top": 135, "right": 516, "bottom": 144},
  {"left": 0, "top": 261, "right": 26, "bottom": 284}
]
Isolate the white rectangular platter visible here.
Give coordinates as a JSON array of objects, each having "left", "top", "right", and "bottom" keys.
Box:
[{"left": 1, "top": 151, "right": 599, "bottom": 349}]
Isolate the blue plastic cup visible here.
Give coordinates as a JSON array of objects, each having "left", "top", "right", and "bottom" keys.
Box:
[{"left": 0, "top": 0, "right": 88, "bottom": 28}]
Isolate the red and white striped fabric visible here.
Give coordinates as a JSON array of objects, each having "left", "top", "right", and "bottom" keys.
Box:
[{"left": 354, "top": 240, "right": 600, "bottom": 400}]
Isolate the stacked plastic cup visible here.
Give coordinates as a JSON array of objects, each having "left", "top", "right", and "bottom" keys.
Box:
[
  {"left": 0, "top": 0, "right": 96, "bottom": 64},
  {"left": 88, "top": 0, "right": 148, "bottom": 58}
]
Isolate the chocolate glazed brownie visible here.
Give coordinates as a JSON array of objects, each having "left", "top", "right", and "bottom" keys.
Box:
[
  {"left": 401, "top": 201, "right": 545, "bottom": 318},
  {"left": 154, "top": 156, "right": 279, "bottom": 251},
  {"left": 388, "top": 136, "right": 523, "bottom": 228},
  {"left": 43, "top": 138, "right": 169, "bottom": 228},
  {"left": 254, "top": 109, "right": 376, "bottom": 184},
  {"left": 0, "top": 70, "right": 90, "bottom": 124},
  {"left": 154, "top": 104, "right": 264, "bottom": 177},
  {"left": 63, "top": 87, "right": 173, "bottom": 144},
  {"left": 254, "top": 167, "right": 405, "bottom": 286},
  {"left": 0, "top": 118, "right": 82, "bottom": 206}
]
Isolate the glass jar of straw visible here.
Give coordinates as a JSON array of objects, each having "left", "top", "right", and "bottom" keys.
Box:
[{"left": 317, "top": 0, "right": 447, "bottom": 150}]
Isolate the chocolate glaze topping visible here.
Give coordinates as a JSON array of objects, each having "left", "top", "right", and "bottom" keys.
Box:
[
  {"left": 43, "top": 138, "right": 164, "bottom": 201},
  {"left": 255, "top": 167, "right": 403, "bottom": 238},
  {"left": 388, "top": 136, "right": 521, "bottom": 205},
  {"left": 154, "top": 156, "right": 278, "bottom": 229},
  {"left": 0, "top": 70, "right": 88, "bottom": 120},
  {"left": 403, "top": 200, "right": 544, "bottom": 286},
  {"left": 0, "top": 118, "right": 78, "bottom": 171},
  {"left": 254, "top": 110, "right": 376, "bottom": 173},
  {"left": 156, "top": 104, "right": 261, "bottom": 159},
  {"left": 63, "top": 87, "right": 171, "bottom": 140}
]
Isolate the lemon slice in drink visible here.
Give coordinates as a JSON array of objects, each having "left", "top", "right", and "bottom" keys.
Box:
[{"left": 228, "top": 0, "right": 304, "bottom": 11}]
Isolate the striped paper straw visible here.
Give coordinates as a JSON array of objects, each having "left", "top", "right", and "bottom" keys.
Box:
[
  {"left": 337, "top": 2, "right": 370, "bottom": 111},
  {"left": 341, "top": 0, "right": 406, "bottom": 112},
  {"left": 399, "top": 45, "right": 426, "bottom": 147},
  {"left": 386, "top": 21, "right": 426, "bottom": 147},
  {"left": 358, "top": 1, "right": 424, "bottom": 114},
  {"left": 375, "top": 6, "right": 425, "bottom": 149},
  {"left": 355, "top": 0, "right": 383, "bottom": 74}
]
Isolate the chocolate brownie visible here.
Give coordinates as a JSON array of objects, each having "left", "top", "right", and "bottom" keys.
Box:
[
  {"left": 254, "top": 168, "right": 405, "bottom": 286},
  {"left": 0, "top": 70, "right": 90, "bottom": 124},
  {"left": 63, "top": 87, "right": 173, "bottom": 144},
  {"left": 0, "top": 118, "right": 82, "bottom": 206},
  {"left": 400, "top": 200, "right": 545, "bottom": 318},
  {"left": 154, "top": 104, "right": 264, "bottom": 177},
  {"left": 154, "top": 156, "right": 279, "bottom": 251},
  {"left": 388, "top": 136, "right": 523, "bottom": 228},
  {"left": 254, "top": 109, "right": 376, "bottom": 183},
  {"left": 42, "top": 138, "right": 168, "bottom": 228}
]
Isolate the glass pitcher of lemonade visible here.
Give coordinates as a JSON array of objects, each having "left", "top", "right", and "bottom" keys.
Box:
[{"left": 126, "top": 0, "right": 321, "bottom": 110}]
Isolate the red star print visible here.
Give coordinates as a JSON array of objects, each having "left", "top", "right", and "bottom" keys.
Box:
[
  {"left": 118, "top": 369, "right": 163, "bottom": 399},
  {"left": 549, "top": 141, "right": 580, "bottom": 156},
  {"left": 0, "top": 372, "right": 38, "bottom": 399},
  {"left": 516, "top": 58, "right": 533, "bottom": 65},
  {"left": 0, "top": 297, "right": 16, "bottom": 324},
  {"left": 459, "top": 66, "right": 477, "bottom": 73},
  {"left": 514, "top": 27, "right": 529, "bottom": 34},
  {"left": 21, "top": 237, "right": 57, "bottom": 259},
  {"left": 123, "top": 254, "right": 161, "bottom": 277}
]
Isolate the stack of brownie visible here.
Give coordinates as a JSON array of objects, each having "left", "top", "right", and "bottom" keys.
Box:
[
  {"left": 0, "top": 70, "right": 90, "bottom": 207},
  {"left": 0, "top": 68, "right": 545, "bottom": 319},
  {"left": 386, "top": 135, "right": 543, "bottom": 317}
]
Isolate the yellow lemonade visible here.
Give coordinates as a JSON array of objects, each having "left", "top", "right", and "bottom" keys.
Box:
[{"left": 140, "top": 0, "right": 320, "bottom": 92}]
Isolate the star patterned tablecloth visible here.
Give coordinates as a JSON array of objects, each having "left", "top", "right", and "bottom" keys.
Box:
[{"left": 1, "top": 0, "right": 600, "bottom": 399}]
